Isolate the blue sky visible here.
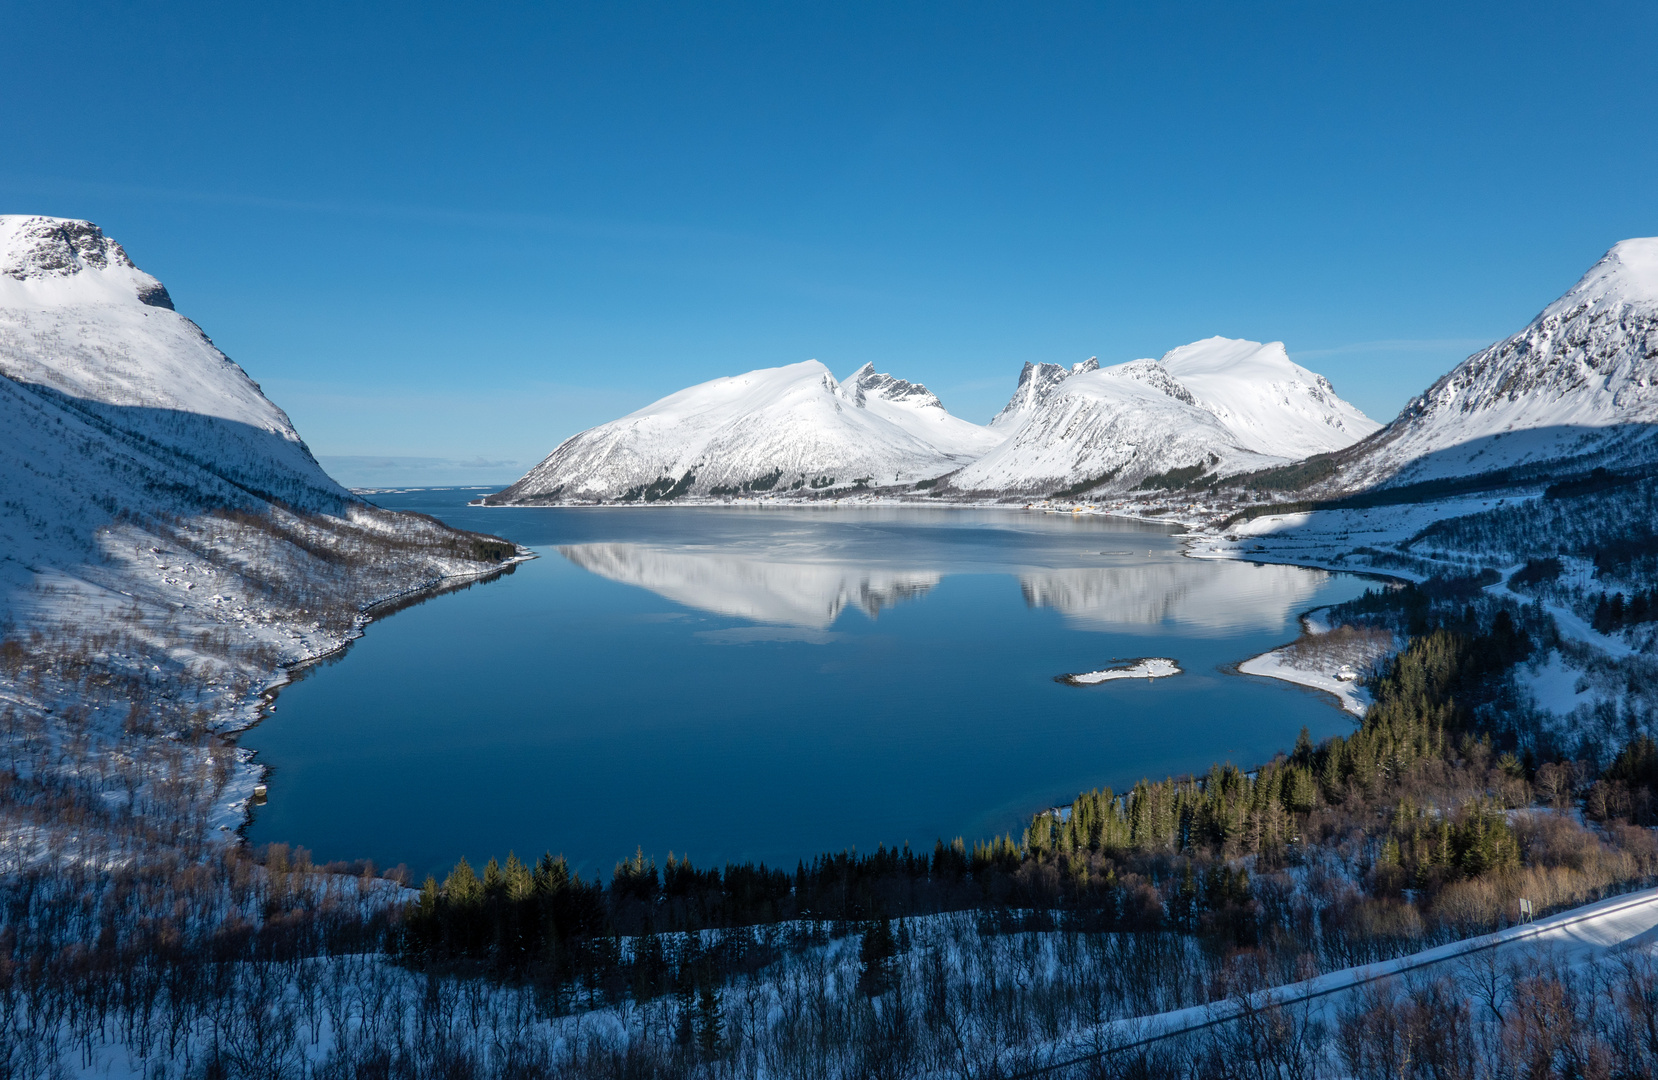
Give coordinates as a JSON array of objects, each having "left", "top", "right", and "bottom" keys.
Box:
[{"left": 4, "top": 2, "right": 1655, "bottom": 487}]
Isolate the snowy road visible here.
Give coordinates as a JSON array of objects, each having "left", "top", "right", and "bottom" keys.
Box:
[{"left": 1033, "top": 886, "right": 1658, "bottom": 1072}]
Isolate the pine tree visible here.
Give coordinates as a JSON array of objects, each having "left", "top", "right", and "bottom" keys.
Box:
[
  {"left": 1284, "top": 765, "right": 1318, "bottom": 814},
  {"left": 533, "top": 852, "right": 570, "bottom": 895},
  {"left": 1292, "top": 726, "right": 1315, "bottom": 765},
  {"left": 444, "top": 858, "right": 482, "bottom": 907},
  {"left": 857, "top": 919, "right": 898, "bottom": 996},
  {"left": 503, "top": 852, "right": 533, "bottom": 902},
  {"left": 673, "top": 971, "right": 695, "bottom": 1048},
  {"left": 695, "top": 983, "right": 724, "bottom": 1059}
]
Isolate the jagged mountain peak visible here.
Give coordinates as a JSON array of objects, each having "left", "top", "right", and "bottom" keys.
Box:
[
  {"left": 1, "top": 216, "right": 131, "bottom": 278},
  {"left": 0, "top": 215, "right": 174, "bottom": 309},
  {"left": 1333, "top": 238, "right": 1658, "bottom": 489},
  {"left": 990, "top": 359, "right": 1095, "bottom": 428},
  {"left": 952, "top": 338, "right": 1374, "bottom": 495},
  {"left": 842, "top": 362, "right": 945, "bottom": 411}
]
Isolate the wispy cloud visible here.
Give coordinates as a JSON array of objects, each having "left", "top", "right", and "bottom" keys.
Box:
[
  {"left": 1293, "top": 337, "right": 1494, "bottom": 360},
  {"left": 0, "top": 171, "right": 736, "bottom": 247}
]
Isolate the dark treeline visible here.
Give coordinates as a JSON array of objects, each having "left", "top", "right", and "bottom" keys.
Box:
[
  {"left": 1408, "top": 474, "right": 1658, "bottom": 581},
  {"left": 1592, "top": 734, "right": 1658, "bottom": 825},
  {"left": 1593, "top": 588, "right": 1658, "bottom": 633}
]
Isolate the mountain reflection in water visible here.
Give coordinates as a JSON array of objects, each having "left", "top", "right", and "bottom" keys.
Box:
[
  {"left": 558, "top": 540, "right": 1325, "bottom": 633},
  {"left": 558, "top": 543, "right": 939, "bottom": 629},
  {"left": 1019, "top": 562, "right": 1328, "bottom": 632}
]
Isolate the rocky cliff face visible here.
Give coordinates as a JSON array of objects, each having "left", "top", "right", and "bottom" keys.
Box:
[
  {"left": 989, "top": 357, "right": 1098, "bottom": 430},
  {"left": 1319, "top": 238, "right": 1658, "bottom": 492}
]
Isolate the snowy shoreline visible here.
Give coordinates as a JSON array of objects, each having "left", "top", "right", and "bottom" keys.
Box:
[{"left": 1235, "top": 642, "right": 1371, "bottom": 717}]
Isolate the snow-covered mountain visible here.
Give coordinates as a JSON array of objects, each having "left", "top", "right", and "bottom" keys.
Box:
[
  {"left": 487, "top": 359, "right": 1002, "bottom": 504},
  {"left": 0, "top": 214, "right": 522, "bottom": 868},
  {"left": 0, "top": 215, "right": 508, "bottom": 632},
  {"left": 0, "top": 216, "right": 347, "bottom": 513},
  {"left": 1324, "top": 238, "right": 1658, "bottom": 490},
  {"left": 945, "top": 338, "right": 1377, "bottom": 496},
  {"left": 1161, "top": 338, "right": 1377, "bottom": 462}
]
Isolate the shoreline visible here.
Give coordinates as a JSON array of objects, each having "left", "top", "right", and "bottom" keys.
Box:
[
  {"left": 1234, "top": 639, "right": 1372, "bottom": 717},
  {"left": 219, "top": 549, "right": 538, "bottom": 841}
]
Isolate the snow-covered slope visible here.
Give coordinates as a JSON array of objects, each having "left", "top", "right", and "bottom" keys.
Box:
[
  {"left": 0, "top": 214, "right": 362, "bottom": 617},
  {"left": 990, "top": 358, "right": 1099, "bottom": 430},
  {"left": 0, "top": 215, "right": 517, "bottom": 637},
  {"left": 1161, "top": 338, "right": 1378, "bottom": 460},
  {"left": 488, "top": 360, "right": 1001, "bottom": 503},
  {"left": 842, "top": 362, "right": 1004, "bottom": 460},
  {"left": 947, "top": 338, "right": 1376, "bottom": 496},
  {"left": 1332, "top": 238, "right": 1658, "bottom": 489},
  {"left": 0, "top": 215, "right": 522, "bottom": 864},
  {"left": 0, "top": 216, "right": 346, "bottom": 511}
]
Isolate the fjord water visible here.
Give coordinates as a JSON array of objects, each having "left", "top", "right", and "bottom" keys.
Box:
[{"left": 243, "top": 492, "right": 1374, "bottom": 880}]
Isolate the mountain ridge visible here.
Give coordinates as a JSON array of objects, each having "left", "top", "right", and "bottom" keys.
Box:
[
  {"left": 935, "top": 337, "right": 1378, "bottom": 497},
  {"left": 1269, "top": 237, "right": 1658, "bottom": 499},
  {"left": 489, "top": 338, "right": 1377, "bottom": 503},
  {"left": 486, "top": 359, "right": 1003, "bottom": 504},
  {"left": 0, "top": 214, "right": 516, "bottom": 639}
]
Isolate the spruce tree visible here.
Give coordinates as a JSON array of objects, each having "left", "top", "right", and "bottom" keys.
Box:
[
  {"left": 444, "top": 858, "right": 481, "bottom": 907},
  {"left": 695, "top": 983, "right": 724, "bottom": 1059},
  {"left": 503, "top": 852, "right": 533, "bottom": 902},
  {"left": 857, "top": 919, "right": 898, "bottom": 996}
]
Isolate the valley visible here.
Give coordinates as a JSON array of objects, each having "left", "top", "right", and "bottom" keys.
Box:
[{"left": 2, "top": 216, "right": 1656, "bottom": 1076}]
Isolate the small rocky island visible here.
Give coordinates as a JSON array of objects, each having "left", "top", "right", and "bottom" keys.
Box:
[{"left": 1057, "top": 657, "right": 1182, "bottom": 685}]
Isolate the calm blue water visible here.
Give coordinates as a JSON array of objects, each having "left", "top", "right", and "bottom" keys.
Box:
[{"left": 242, "top": 491, "right": 1373, "bottom": 880}]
